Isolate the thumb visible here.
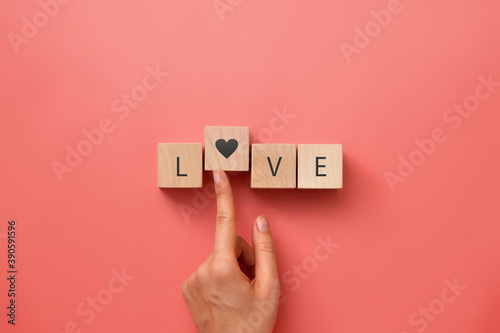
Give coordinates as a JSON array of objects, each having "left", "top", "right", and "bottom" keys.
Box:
[{"left": 252, "top": 215, "right": 279, "bottom": 293}]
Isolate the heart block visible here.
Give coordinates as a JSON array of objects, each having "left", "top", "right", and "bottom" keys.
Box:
[{"left": 205, "top": 126, "right": 250, "bottom": 171}]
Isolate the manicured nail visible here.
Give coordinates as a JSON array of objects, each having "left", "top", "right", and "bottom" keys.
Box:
[
  {"left": 257, "top": 215, "right": 269, "bottom": 232},
  {"left": 213, "top": 169, "right": 221, "bottom": 184}
]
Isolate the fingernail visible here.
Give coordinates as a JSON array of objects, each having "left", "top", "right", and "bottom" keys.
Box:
[
  {"left": 213, "top": 169, "right": 221, "bottom": 184},
  {"left": 257, "top": 215, "right": 269, "bottom": 232}
]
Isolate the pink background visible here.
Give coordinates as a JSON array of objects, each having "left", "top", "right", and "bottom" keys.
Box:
[{"left": 1, "top": 0, "right": 500, "bottom": 332}]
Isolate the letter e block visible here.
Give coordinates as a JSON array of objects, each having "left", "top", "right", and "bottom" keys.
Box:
[
  {"left": 297, "top": 144, "right": 342, "bottom": 189},
  {"left": 251, "top": 144, "right": 296, "bottom": 189},
  {"left": 205, "top": 126, "right": 249, "bottom": 171},
  {"left": 158, "top": 143, "right": 202, "bottom": 188}
]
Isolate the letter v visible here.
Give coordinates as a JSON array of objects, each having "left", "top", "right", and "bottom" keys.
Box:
[{"left": 267, "top": 156, "right": 282, "bottom": 176}]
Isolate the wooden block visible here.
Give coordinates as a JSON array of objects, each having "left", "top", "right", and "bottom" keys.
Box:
[
  {"left": 158, "top": 143, "right": 202, "bottom": 188},
  {"left": 251, "top": 144, "right": 296, "bottom": 188},
  {"left": 297, "top": 144, "right": 342, "bottom": 189},
  {"left": 204, "top": 126, "right": 249, "bottom": 171}
]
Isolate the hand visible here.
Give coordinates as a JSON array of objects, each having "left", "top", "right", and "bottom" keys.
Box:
[{"left": 182, "top": 169, "right": 280, "bottom": 333}]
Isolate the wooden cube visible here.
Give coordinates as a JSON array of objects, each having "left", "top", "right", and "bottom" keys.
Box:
[
  {"left": 204, "top": 126, "right": 249, "bottom": 171},
  {"left": 158, "top": 143, "right": 203, "bottom": 188},
  {"left": 251, "top": 144, "right": 296, "bottom": 188},
  {"left": 297, "top": 144, "right": 342, "bottom": 189}
]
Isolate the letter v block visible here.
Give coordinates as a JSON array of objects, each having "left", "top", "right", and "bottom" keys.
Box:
[
  {"left": 298, "top": 144, "right": 342, "bottom": 189},
  {"left": 158, "top": 143, "right": 202, "bottom": 188},
  {"left": 205, "top": 126, "right": 249, "bottom": 171},
  {"left": 251, "top": 144, "right": 296, "bottom": 188}
]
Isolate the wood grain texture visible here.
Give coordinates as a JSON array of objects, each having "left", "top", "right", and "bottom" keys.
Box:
[
  {"left": 204, "top": 126, "right": 249, "bottom": 171},
  {"left": 251, "top": 144, "right": 296, "bottom": 188},
  {"left": 297, "top": 144, "right": 342, "bottom": 189},
  {"left": 158, "top": 143, "right": 203, "bottom": 188}
]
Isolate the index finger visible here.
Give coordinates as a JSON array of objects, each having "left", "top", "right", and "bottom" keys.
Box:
[{"left": 213, "top": 169, "right": 238, "bottom": 255}]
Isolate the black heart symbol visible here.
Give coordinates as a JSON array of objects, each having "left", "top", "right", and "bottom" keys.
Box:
[{"left": 216, "top": 139, "right": 238, "bottom": 159}]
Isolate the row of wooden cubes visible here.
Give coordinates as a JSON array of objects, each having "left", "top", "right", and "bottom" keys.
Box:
[
  {"left": 158, "top": 143, "right": 342, "bottom": 189},
  {"left": 159, "top": 126, "right": 342, "bottom": 189}
]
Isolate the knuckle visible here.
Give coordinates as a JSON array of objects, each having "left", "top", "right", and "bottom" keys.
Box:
[
  {"left": 255, "top": 240, "right": 275, "bottom": 254},
  {"left": 216, "top": 191, "right": 230, "bottom": 202},
  {"left": 261, "top": 277, "right": 281, "bottom": 300},
  {"left": 181, "top": 279, "right": 191, "bottom": 297},
  {"left": 194, "top": 266, "right": 210, "bottom": 284},
  {"left": 215, "top": 213, "right": 232, "bottom": 226},
  {"left": 209, "top": 260, "right": 232, "bottom": 282},
  {"left": 265, "top": 274, "right": 280, "bottom": 288}
]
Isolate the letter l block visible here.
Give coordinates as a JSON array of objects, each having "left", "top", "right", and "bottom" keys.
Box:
[{"left": 158, "top": 143, "right": 202, "bottom": 188}]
